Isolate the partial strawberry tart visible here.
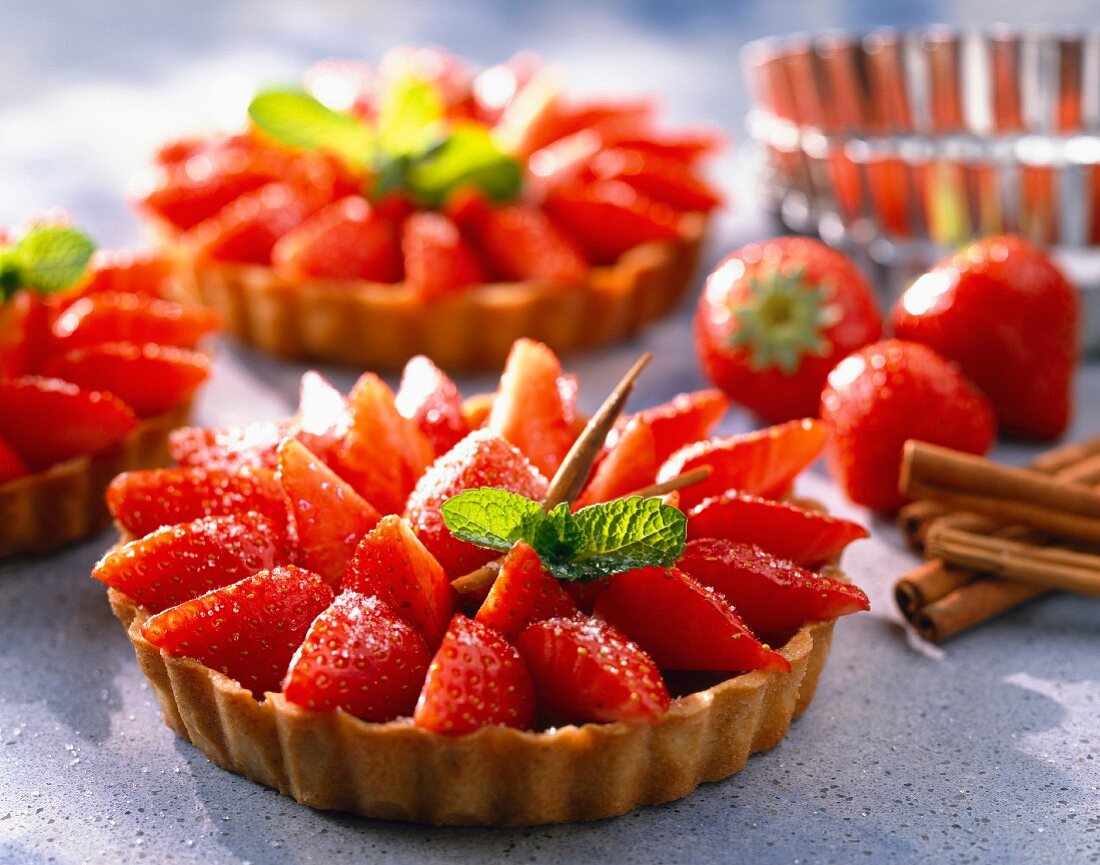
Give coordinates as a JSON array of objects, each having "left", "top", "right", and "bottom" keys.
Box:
[
  {"left": 134, "top": 47, "right": 721, "bottom": 369},
  {"left": 96, "top": 338, "right": 867, "bottom": 825},
  {"left": 0, "top": 217, "right": 217, "bottom": 557}
]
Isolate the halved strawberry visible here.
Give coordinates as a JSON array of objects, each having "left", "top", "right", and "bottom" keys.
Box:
[
  {"left": 277, "top": 438, "right": 381, "bottom": 587},
  {"left": 0, "top": 435, "right": 29, "bottom": 485},
  {"left": 601, "top": 128, "right": 724, "bottom": 163},
  {"left": 0, "top": 290, "right": 51, "bottom": 376},
  {"left": 687, "top": 493, "right": 868, "bottom": 566},
  {"left": 52, "top": 293, "right": 221, "bottom": 350},
  {"left": 191, "top": 182, "right": 313, "bottom": 265},
  {"left": 106, "top": 466, "right": 286, "bottom": 538},
  {"left": 474, "top": 541, "right": 577, "bottom": 639},
  {"left": 394, "top": 355, "right": 470, "bottom": 456},
  {"left": 678, "top": 539, "right": 870, "bottom": 641},
  {"left": 486, "top": 338, "right": 578, "bottom": 478},
  {"left": 92, "top": 513, "right": 286, "bottom": 612},
  {"left": 594, "top": 566, "right": 790, "bottom": 671},
  {"left": 140, "top": 565, "right": 335, "bottom": 696},
  {"left": 77, "top": 249, "right": 173, "bottom": 300},
  {"left": 168, "top": 421, "right": 287, "bottom": 470},
  {"left": 343, "top": 514, "right": 455, "bottom": 646},
  {"left": 588, "top": 147, "right": 722, "bottom": 212},
  {"left": 464, "top": 203, "right": 588, "bottom": 285},
  {"left": 335, "top": 373, "right": 434, "bottom": 514},
  {"left": 413, "top": 614, "right": 536, "bottom": 734},
  {"left": 0, "top": 377, "right": 137, "bottom": 470},
  {"left": 272, "top": 195, "right": 402, "bottom": 282},
  {"left": 515, "top": 615, "right": 669, "bottom": 724},
  {"left": 293, "top": 370, "right": 353, "bottom": 464},
  {"left": 404, "top": 430, "right": 548, "bottom": 577},
  {"left": 634, "top": 389, "right": 728, "bottom": 463},
  {"left": 657, "top": 418, "right": 826, "bottom": 510},
  {"left": 43, "top": 342, "right": 210, "bottom": 418},
  {"left": 283, "top": 590, "right": 431, "bottom": 720},
  {"left": 401, "top": 211, "right": 486, "bottom": 299},
  {"left": 575, "top": 416, "right": 657, "bottom": 507}
]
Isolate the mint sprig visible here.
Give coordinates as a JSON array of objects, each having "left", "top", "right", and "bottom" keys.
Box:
[
  {"left": 405, "top": 124, "right": 522, "bottom": 208},
  {"left": 441, "top": 489, "right": 687, "bottom": 583},
  {"left": 0, "top": 225, "right": 96, "bottom": 300},
  {"left": 249, "top": 88, "right": 377, "bottom": 169}
]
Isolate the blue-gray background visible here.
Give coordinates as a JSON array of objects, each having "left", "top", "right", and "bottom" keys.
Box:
[{"left": 1, "top": 2, "right": 1098, "bottom": 864}]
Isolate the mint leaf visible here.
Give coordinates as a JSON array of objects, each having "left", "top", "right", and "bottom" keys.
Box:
[
  {"left": 3, "top": 226, "right": 96, "bottom": 296},
  {"left": 376, "top": 78, "right": 445, "bottom": 158},
  {"left": 248, "top": 88, "right": 376, "bottom": 168},
  {"left": 404, "top": 123, "right": 522, "bottom": 208},
  {"left": 530, "top": 502, "right": 585, "bottom": 566},
  {"left": 563, "top": 497, "right": 687, "bottom": 581},
  {"left": 441, "top": 488, "right": 546, "bottom": 553}
]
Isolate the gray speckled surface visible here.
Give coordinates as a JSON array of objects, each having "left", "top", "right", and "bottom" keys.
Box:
[{"left": 1, "top": 2, "right": 1099, "bottom": 863}]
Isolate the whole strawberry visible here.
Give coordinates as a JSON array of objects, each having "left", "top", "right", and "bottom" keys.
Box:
[
  {"left": 695, "top": 237, "right": 881, "bottom": 422},
  {"left": 890, "top": 235, "right": 1078, "bottom": 440},
  {"left": 820, "top": 339, "right": 996, "bottom": 512}
]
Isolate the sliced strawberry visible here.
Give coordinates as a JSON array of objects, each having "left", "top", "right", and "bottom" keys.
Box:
[
  {"left": 678, "top": 539, "right": 870, "bottom": 641},
  {"left": 486, "top": 338, "right": 578, "bottom": 478},
  {"left": 657, "top": 418, "right": 826, "bottom": 510},
  {"left": 474, "top": 541, "right": 578, "bottom": 639},
  {"left": 601, "top": 128, "right": 724, "bottom": 163},
  {"left": 191, "top": 182, "right": 313, "bottom": 265},
  {"left": 293, "top": 370, "right": 352, "bottom": 464},
  {"left": 92, "top": 513, "right": 286, "bottom": 612},
  {"left": 283, "top": 590, "right": 431, "bottom": 720},
  {"left": 0, "top": 290, "right": 51, "bottom": 376},
  {"left": 52, "top": 293, "right": 221, "bottom": 350},
  {"left": 0, "top": 377, "right": 137, "bottom": 470},
  {"left": 168, "top": 421, "right": 287, "bottom": 470},
  {"left": 272, "top": 195, "right": 402, "bottom": 282},
  {"left": 42, "top": 342, "right": 210, "bottom": 418},
  {"left": 515, "top": 616, "right": 669, "bottom": 724},
  {"left": 394, "top": 355, "right": 470, "bottom": 456},
  {"left": 140, "top": 565, "right": 335, "bottom": 696},
  {"left": 594, "top": 566, "right": 789, "bottom": 672},
  {"left": 404, "top": 430, "right": 548, "bottom": 577},
  {"left": 575, "top": 416, "right": 657, "bottom": 507},
  {"left": 413, "top": 614, "right": 536, "bottom": 734},
  {"left": 78, "top": 249, "right": 174, "bottom": 300},
  {"left": 343, "top": 514, "right": 455, "bottom": 646},
  {"left": 401, "top": 211, "right": 487, "bottom": 299},
  {"left": 687, "top": 493, "right": 868, "bottom": 566},
  {"left": 465, "top": 203, "right": 589, "bottom": 285},
  {"left": 277, "top": 438, "right": 381, "bottom": 587},
  {"left": 588, "top": 146, "right": 722, "bottom": 212},
  {"left": 106, "top": 466, "right": 286, "bottom": 538},
  {"left": 0, "top": 435, "right": 29, "bottom": 485},
  {"left": 634, "top": 389, "right": 728, "bottom": 463}
]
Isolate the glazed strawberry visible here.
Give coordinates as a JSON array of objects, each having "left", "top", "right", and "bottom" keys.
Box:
[
  {"left": 192, "top": 182, "right": 313, "bottom": 264},
  {"left": 575, "top": 416, "right": 657, "bottom": 507},
  {"left": 633, "top": 389, "right": 728, "bottom": 463},
  {"left": 687, "top": 493, "right": 868, "bottom": 566},
  {"left": 694, "top": 237, "right": 882, "bottom": 423},
  {"left": 336, "top": 372, "right": 434, "bottom": 514},
  {"left": 0, "top": 377, "right": 137, "bottom": 470},
  {"left": 515, "top": 616, "right": 669, "bottom": 724},
  {"left": 394, "top": 355, "right": 470, "bottom": 456},
  {"left": 678, "top": 539, "right": 870, "bottom": 641},
  {"left": 401, "top": 212, "right": 486, "bottom": 299},
  {"left": 657, "top": 418, "right": 827, "bottom": 510},
  {"left": 0, "top": 290, "right": 50, "bottom": 376},
  {"left": 343, "top": 514, "right": 455, "bottom": 646},
  {"left": 283, "top": 590, "right": 431, "bottom": 720},
  {"left": 277, "top": 438, "right": 381, "bottom": 586},
  {"left": 0, "top": 436, "right": 28, "bottom": 485},
  {"left": 413, "top": 614, "right": 536, "bottom": 734},
  {"left": 107, "top": 466, "right": 286, "bottom": 537},
  {"left": 594, "top": 567, "right": 789, "bottom": 672},
  {"left": 820, "top": 340, "right": 996, "bottom": 512},
  {"left": 272, "top": 195, "right": 402, "bottom": 282},
  {"left": 588, "top": 147, "right": 721, "bottom": 212},
  {"left": 890, "top": 235, "right": 1079, "bottom": 440},
  {"left": 405, "top": 430, "right": 548, "bottom": 577},
  {"left": 169, "top": 421, "right": 287, "bottom": 470},
  {"left": 140, "top": 565, "right": 335, "bottom": 696},
  {"left": 52, "top": 293, "right": 221, "bottom": 350},
  {"left": 486, "top": 338, "right": 578, "bottom": 478},
  {"left": 464, "top": 202, "right": 588, "bottom": 285},
  {"left": 474, "top": 542, "right": 578, "bottom": 639},
  {"left": 92, "top": 513, "right": 286, "bottom": 612}
]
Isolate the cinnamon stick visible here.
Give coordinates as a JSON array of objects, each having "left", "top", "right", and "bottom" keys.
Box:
[{"left": 909, "top": 578, "right": 1048, "bottom": 643}]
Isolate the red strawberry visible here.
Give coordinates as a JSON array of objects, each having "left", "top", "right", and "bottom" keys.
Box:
[
  {"left": 474, "top": 541, "right": 578, "bottom": 639},
  {"left": 191, "top": 182, "right": 313, "bottom": 265},
  {"left": 0, "top": 377, "right": 136, "bottom": 470},
  {"left": 890, "top": 235, "right": 1079, "bottom": 440},
  {"left": 336, "top": 373, "right": 434, "bottom": 514},
  {"left": 588, "top": 146, "right": 722, "bottom": 212},
  {"left": 394, "top": 355, "right": 470, "bottom": 456},
  {"left": 600, "top": 128, "right": 724, "bottom": 163},
  {"left": 0, "top": 290, "right": 51, "bottom": 376},
  {"left": 77, "top": 249, "right": 173, "bottom": 301},
  {"left": 52, "top": 293, "right": 221, "bottom": 350},
  {"left": 140, "top": 565, "right": 335, "bottom": 696},
  {"left": 461, "top": 392, "right": 494, "bottom": 430},
  {"left": 91, "top": 513, "right": 286, "bottom": 612},
  {"left": 486, "top": 338, "right": 578, "bottom": 478},
  {"left": 106, "top": 465, "right": 286, "bottom": 538},
  {"left": 678, "top": 539, "right": 870, "bottom": 641},
  {"left": 272, "top": 195, "right": 402, "bottom": 282},
  {"left": 343, "top": 515, "right": 455, "bottom": 646},
  {"left": 0, "top": 435, "right": 29, "bottom": 485},
  {"left": 401, "top": 212, "right": 487, "bottom": 299},
  {"left": 413, "top": 614, "right": 536, "bottom": 734},
  {"left": 594, "top": 567, "right": 789, "bottom": 672},
  {"left": 464, "top": 202, "right": 588, "bottom": 285},
  {"left": 283, "top": 590, "right": 431, "bottom": 720},
  {"left": 515, "top": 616, "right": 669, "bottom": 724},
  {"left": 657, "top": 418, "right": 826, "bottom": 510},
  {"left": 575, "top": 416, "right": 657, "bottom": 507},
  {"left": 405, "top": 430, "right": 548, "bottom": 577},
  {"left": 687, "top": 493, "right": 868, "bottom": 566},
  {"left": 168, "top": 421, "right": 287, "bottom": 470},
  {"left": 633, "top": 389, "right": 728, "bottom": 463},
  {"left": 694, "top": 237, "right": 883, "bottom": 423},
  {"left": 820, "top": 340, "right": 996, "bottom": 512},
  {"left": 43, "top": 342, "right": 210, "bottom": 418},
  {"left": 293, "top": 370, "right": 353, "bottom": 464},
  {"left": 277, "top": 438, "right": 381, "bottom": 587}
]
